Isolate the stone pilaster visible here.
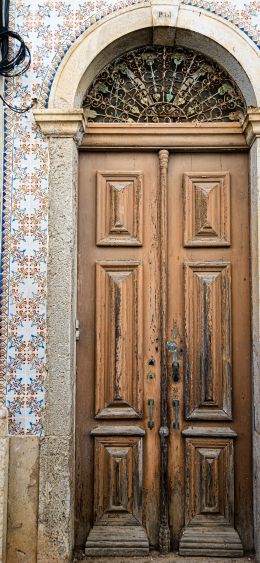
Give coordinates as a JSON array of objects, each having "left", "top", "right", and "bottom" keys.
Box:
[{"left": 33, "top": 110, "right": 86, "bottom": 562}]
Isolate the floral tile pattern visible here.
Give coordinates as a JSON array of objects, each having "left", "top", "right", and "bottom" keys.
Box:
[{"left": 1, "top": 0, "right": 259, "bottom": 435}]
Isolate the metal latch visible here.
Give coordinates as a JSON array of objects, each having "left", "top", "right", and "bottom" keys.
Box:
[
  {"left": 76, "top": 319, "right": 80, "bottom": 341},
  {"left": 148, "top": 399, "right": 155, "bottom": 430}
]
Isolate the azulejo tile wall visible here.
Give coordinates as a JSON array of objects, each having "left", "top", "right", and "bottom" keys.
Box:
[{"left": 1, "top": 0, "right": 260, "bottom": 435}]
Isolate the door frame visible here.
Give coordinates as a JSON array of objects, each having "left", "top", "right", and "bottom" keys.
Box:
[
  {"left": 32, "top": 6, "right": 260, "bottom": 559},
  {"left": 78, "top": 134, "right": 253, "bottom": 558},
  {"left": 35, "top": 113, "right": 260, "bottom": 560},
  {"left": 80, "top": 123, "right": 254, "bottom": 555}
]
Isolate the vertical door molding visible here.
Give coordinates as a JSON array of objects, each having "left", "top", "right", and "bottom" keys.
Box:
[
  {"left": 244, "top": 108, "right": 260, "bottom": 560},
  {"left": 158, "top": 149, "right": 171, "bottom": 554},
  {"left": 33, "top": 109, "right": 86, "bottom": 562}
]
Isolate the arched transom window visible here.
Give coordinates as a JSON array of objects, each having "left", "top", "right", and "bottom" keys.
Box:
[{"left": 83, "top": 46, "right": 246, "bottom": 124}]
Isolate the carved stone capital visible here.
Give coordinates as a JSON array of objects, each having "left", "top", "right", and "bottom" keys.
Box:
[
  {"left": 243, "top": 108, "right": 260, "bottom": 147},
  {"left": 33, "top": 109, "right": 87, "bottom": 143}
]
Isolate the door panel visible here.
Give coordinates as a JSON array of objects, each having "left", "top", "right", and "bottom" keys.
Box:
[
  {"left": 183, "top": 429, "right": 236, "bottom": 524},
  {"left": 95, "top": 260, "right": 143, "bottom": 418},
  {"left": 96, "top": 171, "right": 143, "bottom": 246},
  {"left": 77, "top": 152, "right": 161, "bottom": 552},
  {"left": 184, "top": 261, "right": 232, "bottom": 420},
  {"left": 167, "top": 153, "right": 253, "bottom": 554},
  {"left": 77, "top": 149, "right": 253, "bottom": 556},
  {"left": 183, "top": 172, "right": 231, "bottom": 247},
  {"left": 180, "top": 429, "right": 241, "bottom": 557},
  {"left": 92, "top": 429, "right": 144, "bottom": 525}
]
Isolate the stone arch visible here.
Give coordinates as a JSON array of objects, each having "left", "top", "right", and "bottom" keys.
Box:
[{"left": 47, "top": 3, "right": 260, "bottom": 110}]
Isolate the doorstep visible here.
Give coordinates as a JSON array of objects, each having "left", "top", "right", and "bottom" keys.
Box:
[{"left": 74, "top": 550, "right": 255, "bottom": 562}]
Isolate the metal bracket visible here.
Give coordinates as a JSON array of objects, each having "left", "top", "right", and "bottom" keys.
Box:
[
  {"left": 172, "top": 400, "right": 179, "bottom": 430},
  {"left": 148, "top": 399, "right": 155, "bottom": 430}
]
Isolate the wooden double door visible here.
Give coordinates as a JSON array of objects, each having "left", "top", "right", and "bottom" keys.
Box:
[{"left": 77, "top": 148, "right": 253, "bottom": 557}]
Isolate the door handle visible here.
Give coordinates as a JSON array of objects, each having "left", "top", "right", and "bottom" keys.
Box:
[
  {"left": 148, "top": 399, "right": 154, "bottom": 430},
  {"left": 167, "top": 341, "right": 180, "bottom": 382},
  {"left": 172, "top": 399, "right": 179, "bottom": 430},
  {"left": 172, "top": 361, "right": 180, "bottom": 382}
]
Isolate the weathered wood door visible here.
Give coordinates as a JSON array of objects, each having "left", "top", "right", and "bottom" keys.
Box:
[{"left": 77, "top": 147, "right": 253, "bottom": 557}]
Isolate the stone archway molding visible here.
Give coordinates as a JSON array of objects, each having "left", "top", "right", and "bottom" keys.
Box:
[
  {"left": 34, "top": 4, "right": 260, "bottom": 562},
  {"left": 47, "top": 0, "right": 260, "bottom": 109}
]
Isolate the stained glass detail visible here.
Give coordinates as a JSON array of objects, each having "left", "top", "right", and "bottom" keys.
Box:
[{"left": 83, "top": 46, "right": 246, "bottom": 124}]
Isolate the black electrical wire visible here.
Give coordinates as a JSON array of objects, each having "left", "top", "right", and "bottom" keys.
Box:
[
  {"left": 0, "top": 0, "right": 36, "bottom": 113},
  {"left": 0, "top": 29, "right": 31, "bottom": 76}
]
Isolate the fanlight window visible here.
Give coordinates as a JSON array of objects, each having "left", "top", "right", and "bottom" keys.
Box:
[{"left": 83, "top": 46, "right": 246, "bottom": 124}]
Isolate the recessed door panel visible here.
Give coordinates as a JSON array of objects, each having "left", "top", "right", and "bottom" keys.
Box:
[
  {"left": 96, "top": 171, "right": 143, "bottom": 246},
  {"left": 184, "top": 172, "right": 231, "bottom": 246},
  {"left": 92, "top": 431, "right": 144, "bottom": 525},
  {"left": 95, "top": 260, "right": 143, "bottom": 418},
  {"left": 184, "top": 261, "right": 232, "bottom": 420}
]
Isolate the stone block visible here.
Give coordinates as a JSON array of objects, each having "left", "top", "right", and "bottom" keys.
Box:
[
  {"left": 37, "top": 435, "right": 74, "bottom": 563},
  {"left": 6, "top": 437, "right": 39, "bottom": 563}
]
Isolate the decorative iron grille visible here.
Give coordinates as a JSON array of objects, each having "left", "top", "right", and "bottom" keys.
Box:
[{"left": 83, "top": 46, "right": 246, "bottom": 123}]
